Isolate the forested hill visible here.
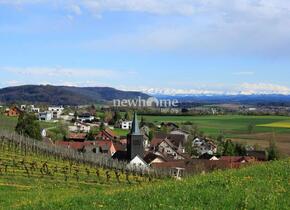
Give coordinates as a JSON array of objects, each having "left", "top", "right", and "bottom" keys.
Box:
[{"left": 0, "top": 85, "right": 149, "bottom": 105}]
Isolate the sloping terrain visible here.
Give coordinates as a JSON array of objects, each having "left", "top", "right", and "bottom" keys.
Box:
[{"left": 1, "top": 138, "right": 289, "bottom": 210}]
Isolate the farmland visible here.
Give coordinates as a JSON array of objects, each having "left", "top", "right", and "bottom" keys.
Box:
[{"left": 142, "top": 115, "right": 290, "bottom": 155}]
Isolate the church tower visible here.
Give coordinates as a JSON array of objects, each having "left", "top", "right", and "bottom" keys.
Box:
[{"left": 127, "top": 112, "right": 144, "bottom": 160}]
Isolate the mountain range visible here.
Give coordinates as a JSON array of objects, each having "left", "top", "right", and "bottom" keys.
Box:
[{"left": 0, "top": 85, "right": 149, "bottom": 105}]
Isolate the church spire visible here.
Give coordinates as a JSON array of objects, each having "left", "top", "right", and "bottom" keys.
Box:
[{"left": 131, "top": 112, "right": 140, "bottom": 135}]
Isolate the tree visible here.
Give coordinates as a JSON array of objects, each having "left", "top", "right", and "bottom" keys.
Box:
[
  {"left": 267, "top": 134, "right": 280, "bottom": 160},
  {"left": 235, "top": 143, "right": 246, "bottom": 156},
  {"left": 112, "top": 111, "right": 122, "bottom": 124},
  {"left": 223, "top": 140, "right": 235, "bottom": 156},
  {"left": 99, "top": 122, "right": 105, "bottom": 131},
  {"left": 124, "top": 111, "right": 133, "bottom": 121},
  {"left": 104, "top": 111, "right": 113, "bottom": 123},
  {"left": 140, "top": 116, "right": 146, "bottom": 127},
  {"left": 15, "top": 113, "right": 42, "bottom": 140},
  {"left": 88, "top": 104, "right": 96, "bottom": 115},
  {"left": 247, "top": 123, "right": 255, "bottom": 134},
  {"left": 148, "top": 131, "right": 154, "bottom": 142}
]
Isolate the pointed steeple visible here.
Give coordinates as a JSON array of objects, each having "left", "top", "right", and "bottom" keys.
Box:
[{"left": 131, "top": 112, "right": 140, "bottom": 135}]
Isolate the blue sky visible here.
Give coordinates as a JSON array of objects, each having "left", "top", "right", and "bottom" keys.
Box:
[{"left": 1, "top": 0, "right": 290, "bottom": 95}]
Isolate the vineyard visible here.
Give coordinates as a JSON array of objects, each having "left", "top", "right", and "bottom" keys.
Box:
[{"left": 0, "top": 130, "right": 289, "bottom": 209}]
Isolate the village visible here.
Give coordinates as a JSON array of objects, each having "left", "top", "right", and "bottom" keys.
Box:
[{"left": 2, "top": 104, "right": 269, "bottom": 178}]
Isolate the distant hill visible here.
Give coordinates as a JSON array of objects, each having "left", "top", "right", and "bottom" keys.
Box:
[{"left": 0, "top": 85, "right": 149, "bottom": 105}]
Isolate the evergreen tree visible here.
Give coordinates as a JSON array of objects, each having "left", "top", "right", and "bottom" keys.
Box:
[{"left": 223, "top": 140, "right": 235, "bottom": 156}]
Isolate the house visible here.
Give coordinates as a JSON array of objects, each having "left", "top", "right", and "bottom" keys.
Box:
[
  {"left": 4, "top": 106, "right": 23, "bottom": 117},
  {"left": 127, "top": 155, "right": 149, "bottom": 170},
  {"left": 219, "top": 156, "right": 257, "bottom": 163},
  {"left": 68, "top": 122, "right": 91, "bottom": 133},
  {"left": 120, "top": 120, "right": 132, "bottom": 130},
  {"left": 160, "top": 122, "right": 179, "bottom": 131},
  {"left": 77, "top": 113, "right": 95, "bottom": 122},
  {"left": 96, "top": 128, "right": 117, "bottom": 140},
  {"left": 39, "top": 112, "right": 53, "bottom": 121},
  {"left": 170, "top": 129, "right": 190, "bottom": 142},
  {"left": 153, "top": 133, "right": 187, "bottom": 154},
  {"left": 150, "top": 137, "right": 188, "bottom": 160},
  {"left": 192, "top": 137, "right": 217, "bottom": 155},
  {"left": 48, "top": 106, "right": 64, "bottom": 119},
  {"left": 31, "top": 107, "right": 40, "bottom": 113},
  {"left": 56, "top": 141, "right": 98, "bottom": 153},
  {"left": 66, "top": 133, "right": 87, "bottom": 142},
  {"left": 97, "top": 141, "right": 117, "bottom": 156},
  {"left": 246, "top": 150, "right": 268, "bottom": 161},
  {"left": 143, "top": 152, "right": 167, "bottom": 165},
  {"left": 151, "top": 158, "right": 257, "bottom": 177},
  {"left": 199, "top": 153, "right": 219, "bottom": 160},
  {"left": 21, "top": 105, "right": 40, "bottom": 113}
]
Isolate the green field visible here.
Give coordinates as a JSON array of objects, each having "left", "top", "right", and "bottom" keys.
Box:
[
  {"left": 0, "top": 115, "right": 57, "bottom": 132},
  {"left": 112, "top": 128, "right": 130, "bottom": 136},
  {"left": 142, "top": 115, "right": 290, "bottom": 136}
]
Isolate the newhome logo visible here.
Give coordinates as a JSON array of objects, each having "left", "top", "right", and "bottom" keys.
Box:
[{"left": 113, "top": 96, "right": 178, "bottom": 108}]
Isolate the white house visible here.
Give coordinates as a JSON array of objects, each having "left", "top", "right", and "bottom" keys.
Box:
[
  {"left": 39, "top": 112, "right": 53, "bottom": 121},
  {"left": 77, "top": 113, "right": 95, "bottom": 122},
  {"left": 192, "top": 137, "right": 217, "bottom": 155},
  {"left": 127, "top": 155, "right": 149, "bottom": 170},
  {"left": 68, "top": 122, "right": 91, "bottom": 133},
  {"left": 31, "top": 107, "right": 40, "bottom": 113},
  {"left": 121, "top": 120, "right": 132, "bottom": 130},
  {"left": 48, "top": 106, "right": 64, "bottom": 119}
]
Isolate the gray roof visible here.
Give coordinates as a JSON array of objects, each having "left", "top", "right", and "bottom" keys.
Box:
[{"left": 131, "top": 112, "right": 141, "bottom": 135}]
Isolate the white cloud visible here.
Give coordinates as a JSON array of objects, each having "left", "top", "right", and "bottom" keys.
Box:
[
  {"left": 1, "top": 66, "right": 119, "bottom": 78},
  {"left": 2, "top": 1, "right": 290, "bottom": 55}
]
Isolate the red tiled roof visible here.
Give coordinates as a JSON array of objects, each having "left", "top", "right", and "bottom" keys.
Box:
[
  {"left": 150, "top": 138, "right": 164, "bottom": 147},
  {"left": 67, "top": 133, "right": 87, "bottom": 140},
  {"left": 56, "top": 141, "right": 95, "bottom": 150},
  {"left": 96, "top": 140, "right": 113, "bottom": 149},
  {"left": 220, "top": 156, "right": 256, "bottom": 163},
  {"left": 113, "top": 142, "right": 126, "bottom": 152},
  {"left": 96, "top": 128, "right": 117, "bottom": 140}
]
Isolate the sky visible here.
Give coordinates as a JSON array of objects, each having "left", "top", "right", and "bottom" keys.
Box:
[{"left": 1, "top": 0, "right": 290, "bottom": 95}]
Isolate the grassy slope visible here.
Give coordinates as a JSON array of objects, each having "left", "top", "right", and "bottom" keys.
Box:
[
  {"left": 0, "top": 142, "right": 151, "bottom": 210},
  {"left": 98, "top": 159, "right": 290, "bottom": 210},
  {"left": 1, "top": 158, "right": 289, "bottom": 210}
]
